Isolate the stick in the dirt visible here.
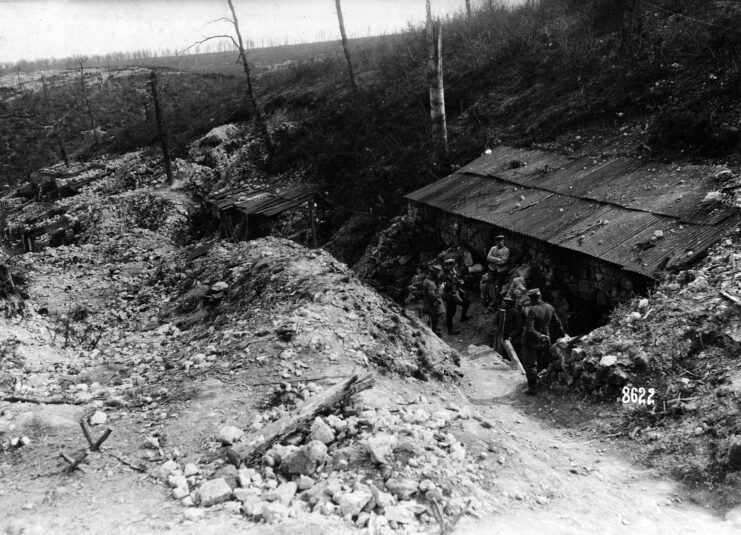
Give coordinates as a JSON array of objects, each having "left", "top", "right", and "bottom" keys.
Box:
[
  {"left": 60, "top": 450, "right": 88, "bottom": 473},
  {"left": 92, "top": 428, "right": 112, "bottom": 451},
  {"left": 235, "top": 372, "right": 374, "bottom": 467},
  {"left": 80, "top": 419, "right": 95, "bottom": 448},
  {"left": 245, "top": 374, "right": 351, "bottom": 387},
  {"left": 104, "top": 450, "right": 146, "bottom": 472},
  {"left": 1, "top": 396, "right": 82, "bottom": 405},
  {"left": 503, "top": 339, "right": 526, "bottom": 375}
]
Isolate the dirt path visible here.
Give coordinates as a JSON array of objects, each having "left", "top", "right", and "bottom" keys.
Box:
[{"left": 444, "top": 305, "right": 741, "bottom": 534}]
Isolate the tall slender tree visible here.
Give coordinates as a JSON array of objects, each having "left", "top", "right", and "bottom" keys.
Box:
[
  {"left": 149, "top": 70, "right": 174, "bottom": 185},
  {"left": 75, "top": 56, "right": 99, "bottom": 146},
  {"left": 335, "top": 0, "right": 357, "bottom": 91},
  {"left": 41, "top": 76, "right": 70, "bottom": 167},
  {"left": 426, "top": 0, "right": 448, "bottom": 165},
  {"left": 465, "top": 0, "right": 472, "bottom": 19},
  {"left": 226, "top": 0, "right": 273, "bottom": 156},
  {"left": 182, "top": 1, "right": 274, "bottom": 156}
]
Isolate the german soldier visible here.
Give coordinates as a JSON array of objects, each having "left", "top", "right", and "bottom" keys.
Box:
[
  {"left": 521, "top": 288, "right": 566, "bottom": 394},
  {"left": 440, "top": 258, "right": 471, "bottom": 336},
  {"left": 421, "top": 265, "right": 445, "bottom": 337},
  {"left": 486, "top": 235, "right": 510, "bottom": 310}
]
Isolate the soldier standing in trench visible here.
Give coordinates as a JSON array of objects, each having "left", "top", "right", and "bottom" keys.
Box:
[
  {"left": 421, "top": 265, "right": 446, "bottom": 337},
  {"left": 521, "top": 288, "right": 566, "bottom": 395},
  {"left": 485, "top": 235, "right": 510, "bottom": 310},
  {"left": 440, "top": 258, "right": 471, "bottom": 336}
]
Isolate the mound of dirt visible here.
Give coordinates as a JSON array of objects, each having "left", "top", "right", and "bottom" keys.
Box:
[{"left": 162, "top": 237, "right": 459, "bottom": 380}]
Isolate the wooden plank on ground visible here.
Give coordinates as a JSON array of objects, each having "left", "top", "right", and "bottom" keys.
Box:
[{"left": 235, "top": 372, "right": 374, "bottom": 467}]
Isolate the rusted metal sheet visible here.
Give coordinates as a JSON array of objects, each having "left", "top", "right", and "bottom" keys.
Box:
[{"left": 405, "top": 146, "right": 740, "bottom": 277}]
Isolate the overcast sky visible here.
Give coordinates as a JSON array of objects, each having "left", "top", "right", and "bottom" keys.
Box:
[{"left": 0, "top": 0, "right": 512, "bottom": 63}]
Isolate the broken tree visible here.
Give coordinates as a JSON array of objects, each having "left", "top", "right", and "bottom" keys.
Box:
[
  {"left": 235, "top": 373, "right": 374, "bottom": 466},
  {"left": 149, "top": 70, "right": 174, "bottom": 185}
]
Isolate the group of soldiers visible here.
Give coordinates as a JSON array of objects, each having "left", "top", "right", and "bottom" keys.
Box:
[{"left": 409, "top": 235, "right": 567, "bottom": 395}]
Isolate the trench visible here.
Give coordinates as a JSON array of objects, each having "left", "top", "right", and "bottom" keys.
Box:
[{"left": 407, "top": 206, "right": 654, "bottom": 336}]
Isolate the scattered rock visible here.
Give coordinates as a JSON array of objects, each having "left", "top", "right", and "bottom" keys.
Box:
[
  {"left": 89, "top": 411, "right": 107, "bottom": 426},
  {"left": 296, "top": 475, "right": 315, "bottom": 490},
  {"left": 339, "top": 488, "right": 373, "bottom": 517},
  {"left": 217, "top": 425, "right": 244, "bottom": 445},
  {"left": 281, "top": 440, "right": 327, "bottom": 475},
  {"left": 262, "top": 502, "right": 290, "bottom": 523},
  {"left": 309, "top": 417, "right": 336, "bottom": 445},
  {"left": 367, "top": 433, "right": 398, "bottom": 464},
  {"left": 198, "top": 478, "right": 233, "bottom": 507},
  {"left": 385, "top": 478, "right": 418, "bottom": 500},
  {"left": 385, "top": 502, "right": 417, "bottom": 524},
  {"left": 266, "top": 482, "right": 297, "bottom": 506}
]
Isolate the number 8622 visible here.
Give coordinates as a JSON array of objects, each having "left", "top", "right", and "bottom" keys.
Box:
[{"left": 621, "top": 387, "right": 655, "bottom": 405}]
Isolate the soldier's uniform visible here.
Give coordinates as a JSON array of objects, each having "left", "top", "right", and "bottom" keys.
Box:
[
  {"left": 440, "top": 258, "right": 471, "bottom": 335},
  {"left": 486, "top": 235, "right": 510, "bottom": 308},
  {"left": 421, "top": 269, "right": 445, "bottom": 336},
  {"left": 521, "top": 288, "right": 565, "bottom": 393}
]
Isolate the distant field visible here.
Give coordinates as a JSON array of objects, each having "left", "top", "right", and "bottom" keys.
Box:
[{"left": 99, "top": 35, "right": 392, "bottom": 78}]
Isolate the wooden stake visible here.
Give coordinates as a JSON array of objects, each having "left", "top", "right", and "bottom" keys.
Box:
[
  {"left": 92, "top": 428, "right": 112, "bottom": 451},
  {"left": 60, "top": 450, "right": 88, "bottom": 473}
]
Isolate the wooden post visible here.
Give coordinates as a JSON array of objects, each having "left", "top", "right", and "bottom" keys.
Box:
[
  {"left": 308, "top": 197, "right": 318, "bottom": 249},
  {"left": 335, "top": 0, "right": 358, "bottom": 91},
  {"left": 496, "top": 307, "right": 505, "bottom": 354},
  {"left": 149, "top": 70, "right": 174, "bottom": 185},
  {"left": 426, "top": 1, "right": 449, "bottom": 166}
]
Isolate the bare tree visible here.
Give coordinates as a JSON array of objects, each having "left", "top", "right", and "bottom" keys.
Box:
[
  {"left": 41, "top": 76, "right": 70, "bottom": 167},
  {"left": 465, "top": 0, "right": 472, "bottom": 19},
  {"left": 182, "top": 0, "right": 273, "bottom": 156},
  {"left": 335, "top": 0, "right": 358, "bottom": 91},
  {"left": 426, "top": 0, "right": 448, "bottom": 164},
  {"left": 149, "top": 71, "right": 174, "bottom": 185},
  {"left": 74, "top": 56, "right": 99, "bottom": 146}
]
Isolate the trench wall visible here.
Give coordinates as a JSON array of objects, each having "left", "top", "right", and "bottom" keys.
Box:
[{"left": 408, "top": 202, "right": 652, "bottom": 333}]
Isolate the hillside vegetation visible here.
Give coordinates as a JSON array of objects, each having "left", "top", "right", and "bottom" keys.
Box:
[{"left": 3, "top": 0, "right": 741, "bottom": 250}]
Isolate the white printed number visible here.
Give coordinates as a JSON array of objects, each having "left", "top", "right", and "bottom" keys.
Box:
[{"left": 621, "top": 387, "right": 655, "bottom": 405}]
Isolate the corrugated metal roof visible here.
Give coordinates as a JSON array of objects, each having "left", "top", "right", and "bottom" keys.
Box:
[
  {"left": 216, "top": 185, "right": 316, "bottom": 219},
  {"left": 406, "top": 146, "right": 740, "bottom": 277}
]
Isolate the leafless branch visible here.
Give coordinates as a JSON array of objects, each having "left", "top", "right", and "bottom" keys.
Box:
[{"left": 178, "top": 35, "right": 239, "bottom": 56}]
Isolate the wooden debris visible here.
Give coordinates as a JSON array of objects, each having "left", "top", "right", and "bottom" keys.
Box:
[
  {"left": 1, "top": 396, "right": 83, "bottom": 405},
  {"left": 80, "top": 419, "right": 112, "bottom": 451},
  {"left": 720, "top": 290, "right": 741, "bottom": 306},
  {"left": 104, "top": 450, "right": 147, "bottom": 472},
  {"left": 60, "top": 450, "right": 88, "bottom": 473},
  {"left": 503, "top": 340, "right": 526, "bottom": 375},
  {"left": 245, "top": 374, "right": 351, "bottom": 387},
  {"left": 235, "top": 373, "right": 374, "bottom": 467}
]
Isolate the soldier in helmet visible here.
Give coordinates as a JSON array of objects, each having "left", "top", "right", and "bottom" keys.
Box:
[
  {"left": 521, "top": 288, "right": 566, "bottom": 394},
  {"left": 421, "top": 265, "right": 446, "bottom": 337},
  {"left": 440, "top": 258, "right": 471, "bottom": 336}
]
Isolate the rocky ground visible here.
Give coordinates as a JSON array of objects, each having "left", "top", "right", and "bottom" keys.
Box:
[
  {"left": 546, "top": 232, "right": 741, "bottom": 503},
  {"left": 2, "top": 122, "right": 741, "bottom": 534}
]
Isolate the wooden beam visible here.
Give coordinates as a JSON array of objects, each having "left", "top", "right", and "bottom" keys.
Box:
[{"left": 235, "top": 373, "right": 374, "bottom": 467}]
